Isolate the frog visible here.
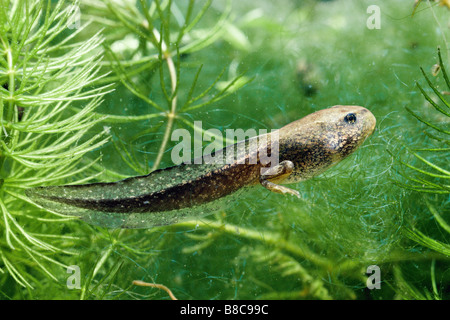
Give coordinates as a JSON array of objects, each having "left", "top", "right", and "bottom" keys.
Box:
[{"left": 26, "top": 105, "right": 376, "bottom": 228}]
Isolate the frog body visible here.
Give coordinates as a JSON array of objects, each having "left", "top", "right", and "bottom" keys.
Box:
[{"left": 26, "top": 105, "right": 376, "bottom": 228}]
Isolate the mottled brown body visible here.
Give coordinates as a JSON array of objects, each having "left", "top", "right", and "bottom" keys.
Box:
[
  {"left": 26, "top": 105, "right": 376, "bottom": 227},
  {"left": 50, "top": 163, "right": 262, "bottom": 213},
  {"left": 276, "top": 105, "right": 376, "bottom": 183}
]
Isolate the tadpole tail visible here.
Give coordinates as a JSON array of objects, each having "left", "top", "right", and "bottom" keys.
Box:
[{"left": 25, "top": 162, "right": 258, "bottom": 228}]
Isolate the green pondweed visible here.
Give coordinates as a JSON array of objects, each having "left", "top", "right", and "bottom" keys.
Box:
[
  {"left": 393, "top": 49, "right": 450, "bottom": 195},
  {"left": 0, "top": 0, "right": 252, "bottom": 293},
  {"left": 389, "top": 48, "right": 450, "bottom": 299},
  {"left": 1, "top": 0, "right": 449, "bottom": 300},
  {"left": 391, "top": 48, "right": 449, "bottom": 242},
  {"left": 78, "top": 0, "right": 253, "bottom": 175},
  {"left": 0, "top": 0, "right": 114, "bottom": 289}
]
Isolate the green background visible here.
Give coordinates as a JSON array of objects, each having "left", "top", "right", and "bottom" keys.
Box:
[{"left": 0, "top": 0, "right": 449, "bottom": 300}]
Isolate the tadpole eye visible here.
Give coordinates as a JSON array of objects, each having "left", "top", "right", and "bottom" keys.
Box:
[{"left": 344, "top": 113, "right": 357, "bottom": 124}]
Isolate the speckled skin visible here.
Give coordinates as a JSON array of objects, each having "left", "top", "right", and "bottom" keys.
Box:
[
  {"left": 277, "top": 105, "right": 376, "bottom": 183},
  {"left": 26, "top": 105, "right": 376, "bottom": 215}
]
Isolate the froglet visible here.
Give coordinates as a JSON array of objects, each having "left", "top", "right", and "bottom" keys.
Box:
[{"left": 26, "top": 105, "right": 376, "bottom": 228}]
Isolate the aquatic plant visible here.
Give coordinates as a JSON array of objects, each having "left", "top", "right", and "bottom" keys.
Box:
[
  {"left": 0, "top": 0, "right": 250, "bottom": 295},
  {"left": 389, "top": 48, "right": 449, "bottom": 299},
  {"left": 0, "top": 0, "right": 112, "bottom": 289},
  {"left": 80, "top": 0, "right": 252, "bottom": 175},
  {"left": 1, "top": 0, "right": 449, "bottom": 300}
]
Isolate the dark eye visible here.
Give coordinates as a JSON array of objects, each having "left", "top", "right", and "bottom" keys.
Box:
[{"left": 344, "top": 113, "right": 357, "bottom": 124}]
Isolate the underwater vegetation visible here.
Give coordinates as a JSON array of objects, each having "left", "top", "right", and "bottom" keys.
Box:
[{"left": 0, "top": 0, "right": 449, "bottom": 300}]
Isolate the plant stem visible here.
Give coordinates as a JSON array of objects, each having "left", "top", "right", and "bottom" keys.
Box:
[
  {"left": 6, "top": 47, "right": 15, "bottom": 124},
  {"left": 174, "top": 219, "right": 334, "bottom": 270},
  {"left": 151, "top": 28, "right": 178, "bottom": 172},
  {"left": 427, "top": 0, "right": 450, "bottom": 65},
  {"left": 80, "top": 243, "right": 115, "bottom": 300},
  {"left": 0, "top": 47, "right": 15, "bottom": 176},
  {"left": 132, "top": 280, "right": 178, "bottom": 300}
]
